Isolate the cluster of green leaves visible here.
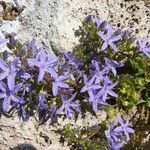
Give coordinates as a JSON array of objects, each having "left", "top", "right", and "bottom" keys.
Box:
[
  {"left": 62, "top": 123, "right": 107, "bottom": 150},
  {"left": 117, "top": 47, "right": 150, "bottom": 109}
]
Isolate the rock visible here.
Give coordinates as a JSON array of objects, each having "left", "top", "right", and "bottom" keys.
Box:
[
  {"left": 0, "top": 0, "right": 150, "bottom": 53},
  {"left": 0, "top": 115, "right": 69, "bottom": 150}
]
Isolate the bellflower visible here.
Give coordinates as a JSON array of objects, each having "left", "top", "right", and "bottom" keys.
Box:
[
  {"left": 97, "top": 25, "right": 122, "bottom": 52},
  {"left": 52, "top": 71, "right": 69, "bottom": 96},
  {"left": 80, "top": 74, "right": 101, "bottom": 94},
  {"left": 27, "top": 48, "right": 57, "bottom": 81},
  {"left": 98, "top": 79, "right": 118, "bottom": 101},
  {"left": 105, "top": 115, "right": 134, "bottom": 150},
  {"left": 106, "top": 129, "right": 125, "bottom": 150},
  {"left": 85, "top": 90, "right": 109, "bottom": 112},
  {"left": 38, "top": 94, "right": 48, "bottom": 110},
  {"left": 114, "top": 115, "right": 134, "bottom": 141},
  {"left": 105, "top": 121, "right": 123, "bottom": 144},
  {"left": 63, "top": 52, "right": 83, "bottom": 69},
  {"left": 0, "top": 58, "right": 19, "bottom": 86},
  {"left": 56, "top": 92, "right": 80, "bottom": 118},
  {"left": 0, "top": 81, "right": 23, "bottom": 112},
  {"left": 104, "top": 58, "right": 124, "bottom": 76},
  {"left": 137, "top": 37, "right": 150, "bottom": 58},
  {"left": 90, "top": 60, "right": 108, "bottom": 84},
  {"left": 21, "top": 83, "right": 32, "bottom": 98}
]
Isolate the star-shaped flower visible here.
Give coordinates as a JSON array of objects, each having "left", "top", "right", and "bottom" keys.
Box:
[
  {"left": 97, "top": 25, "right": 122, "bottom": 52},
  {"left": 90, "top": 60, "right": 108, "bottom": 84},
  {"left": 27, "top": 48, "right": 57, "bottom": 81},
  {"left": 105, "top": 121, "right": 121, "bottom": 143},
  {"left": 63, "top": 52, "right": 83, "bottom": 69},
  {"left": 0, "top": 58, "right": 19, "bottom": 86},
  {"left": 0, "top": 81, "right": 23, "bottom": 112},
  {"left": 38, "top": 93, "right": 49, "bottom": 123},
  {"left": 137, "top": 37, "right": 150, "bottom": 58},
  {"left": 98, "top": 79, "right": 118, "bottom": 101},
  {"left": 56, "top": 92, "right": 80, "bottom": 118},
  {"left": 104, "top": 58, "right": 124, "bottom": 76},
  {"left": 80, "top": 74, "right": 101, "bottom": 94},
  {"left": 114, "top": 115, "right": 134, "bottom": 141},
  {"left": 52, "top": 71, "right": 69, "bottom": 96},
  {"left": 85, "top": 90, "right": 109, "bottom": 112}
]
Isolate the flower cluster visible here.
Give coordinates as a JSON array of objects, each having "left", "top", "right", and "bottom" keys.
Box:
[
  {"left": 0, "top": 15, "right": 149, "bottom": 149},
  {"left": 105, "top": 115, "right": 134, "bottom": 150},
  {"left": 0, "top": 16, "right": 149, "bottom": 123}
]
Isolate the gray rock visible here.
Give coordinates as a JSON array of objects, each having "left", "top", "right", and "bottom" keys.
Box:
[{"left": 1, "top": 0, "right": 150, "bottom": 53}]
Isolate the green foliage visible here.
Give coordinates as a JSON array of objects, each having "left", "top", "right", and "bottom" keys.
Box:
[
  {"left": 73, "top": 20, "right": 102, "bottom": 68},
  {"left": 117, "top": 54, "right": 150, "bottom": 108},
  {"left": 62, "top": 123, "right": 107, "bottom": 150}
]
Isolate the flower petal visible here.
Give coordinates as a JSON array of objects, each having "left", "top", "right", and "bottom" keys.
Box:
[
  {"left": 52, "top": 84, "right": 59, "bottom": 96},
  {"left": 101, "top": 42, "right": 108, "bottom": 51},
  {"left": 38, "top": 69, "right": 45, "bottom": 81}
]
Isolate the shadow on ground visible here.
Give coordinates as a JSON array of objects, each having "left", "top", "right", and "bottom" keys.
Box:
[{"left": 11, "top": 144, "right": 37, "bottom": 150}]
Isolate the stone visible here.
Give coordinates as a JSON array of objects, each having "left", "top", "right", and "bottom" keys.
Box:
[{"left": 1, "top": 0, "right": 150, "bottom": 53}]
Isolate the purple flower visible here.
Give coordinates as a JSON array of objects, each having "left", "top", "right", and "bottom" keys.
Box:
[
  {"left": 110, "top": 140, "right": 125, "bottom": 150},
  {"left": 63, "top": 52, "right": 83, "bottom": 69},
  {"left": 105, "top": 115, "right": 134, "bottom": 150},
  {"left": 0, "top": 58, "right": 19, "bottom": 86},
  {"left": 0, "top": 37, "right": 8, "bottom": 45},
  {"left": 18, "top": 104, "right": 29, "bottom": 121},
  {"left": 0, "top": 81, "right": 23, "bottom": 112},
  {"left": 38, "top": 94, "right": 48, "bottom": 110},
  {"left": 85, "top": 15, "right": 92, "bottom": 23},
  {"left": 8, "top": 34, "right": 16, "bottom": 46},
  {"left": 97, "top": 25, "right": 122, "bottom": 52},
  {"left": 2, "top": 50, "right": 9, "bottom": 61},
  {"left": 56, "top": 92, "right": 80, "bottom": 118},
  {"left": 94, "top": 17, "right": 105, "bottom": 28},
  {"left": 27, "top": 48, "right": 57, "bottom": 81},
  {"left": 85, "top": 90, "right": 109, "bottom": 112},
  {"left": 90, "top": 60, "right": 108, "bottom": 84},
  {"left": 20, "top": 72, "right": 31, "bottom": 79},
  {"left": 137, "top": 37, "right": 150, "bottom": 58},
  {"left": 52, "top": 71, "right": 69, "bottom": 96},
  {"left": 105, "top": 121, "right": 122, "bottom": 143},
  {"left": 50, "top": 105, "right": 57, "bottom": 123},
  {"left": 17, "top": 69, "right": 32, "bottom": 80},
  {"left": 104, "top": 58, "right": 124, "bottom": 76},
  {"left": 80, "top": 74, "right": 101, "bottom": 94},
  {"left": 114, "top": 115, "right": 134, "bottom": 141},
  {"left": 28, "top": 39, "right": 37, "bottom": 55},
  {"left": 21, "top": 83, "right": 32, "bottom": 98},
  {"left": 38, "top": 93, "right": 49, "bottom": 123},
  {"left": 98, "top": 80, "right": 118, "bottom": 101}
]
